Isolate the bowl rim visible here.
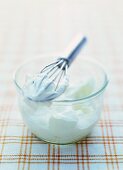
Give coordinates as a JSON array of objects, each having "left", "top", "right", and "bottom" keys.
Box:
[{"left": 13, "top": 55, "right": 109, "bottom": 103}]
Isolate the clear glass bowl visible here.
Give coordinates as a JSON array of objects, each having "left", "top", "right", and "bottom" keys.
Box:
[{"left": 14, "top": 55, "right": 108, "bottom": 145}]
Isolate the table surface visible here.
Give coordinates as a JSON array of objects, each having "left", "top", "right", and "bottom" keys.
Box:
[{"left": 0, "top": 0, "right": 123, "bottom": 170}]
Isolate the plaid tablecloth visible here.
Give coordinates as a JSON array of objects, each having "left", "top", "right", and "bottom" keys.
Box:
[{"left": 0, "top": 54, "right": 123, "bottom": 170}]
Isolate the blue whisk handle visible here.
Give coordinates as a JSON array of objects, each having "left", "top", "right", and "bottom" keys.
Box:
[{"left": 67, "top": 37, "right": 87, "bottom": 67}]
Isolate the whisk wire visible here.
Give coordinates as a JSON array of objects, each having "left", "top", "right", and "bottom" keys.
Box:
[
  {"left": 41, "top": 60, "right": 60, "bottom": 73},
  {"left": 51, "top": 61, "right": 66, "bottom": 83},
  {"left": 55, "top": 69, "right": 64, "bottom": 91}
]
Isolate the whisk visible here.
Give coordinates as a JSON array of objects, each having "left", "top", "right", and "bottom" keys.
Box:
[{"left": 23, "top": 36, "right": 87, "bottom": 101}]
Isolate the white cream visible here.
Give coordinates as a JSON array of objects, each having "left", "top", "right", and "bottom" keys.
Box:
[
  {"left": 22, "top": 73, "right": 68, "bottom": 102},
  {"left": 19, "top": 78, "right": 101, "bottom": 144}
]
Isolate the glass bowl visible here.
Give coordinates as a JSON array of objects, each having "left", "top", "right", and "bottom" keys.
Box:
[{"left": 14, "top": 55, "right": 108, "bottom": 145}]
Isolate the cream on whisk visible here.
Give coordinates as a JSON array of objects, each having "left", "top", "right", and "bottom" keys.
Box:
[{"left": 22, "top": 73, "right": 68, "bottom": 101}]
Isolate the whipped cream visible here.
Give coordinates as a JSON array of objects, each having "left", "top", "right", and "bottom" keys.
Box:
[
  {"left": 19, "top": 78, "right": 102, "bottom": 144},
  {"left": 22, "top": 73, "right": 68, "bottom": 101}
]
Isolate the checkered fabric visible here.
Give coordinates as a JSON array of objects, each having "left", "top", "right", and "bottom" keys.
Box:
[{"left": 0, "top": 54, "right": 123, "bottom": 170}]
